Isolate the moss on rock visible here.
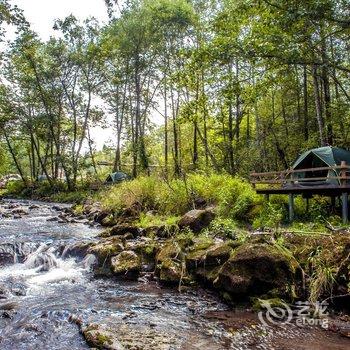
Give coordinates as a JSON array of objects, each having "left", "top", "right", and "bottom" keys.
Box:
[
  {"left": 111, "top": 250, "right": 141, "bottom": 279},
  {"left": 88, "top": 238, "right": 124, "bottom": 275},
  {"left": 213, "top": 243, "right": 296, "bottom": 300}
]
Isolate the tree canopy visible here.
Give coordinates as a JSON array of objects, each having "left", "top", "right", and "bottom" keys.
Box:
[{"left": 1, "top": 0, "right": 350, "bottom": 187}]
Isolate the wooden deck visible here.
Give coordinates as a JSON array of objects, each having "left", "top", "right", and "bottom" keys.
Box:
[{"left": 250, "top": 162, "right": 350, "bottom": 224}]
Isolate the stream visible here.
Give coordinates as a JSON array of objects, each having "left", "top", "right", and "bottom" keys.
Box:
[{"left": 0, "top": 199, "right": 349, "bottom": 350}]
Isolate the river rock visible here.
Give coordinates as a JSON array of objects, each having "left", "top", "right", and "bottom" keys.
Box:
[
  {"left": 0, "top": 283, "right": 9, "bottom": 299},
  {"left": 213, "top": 243, "right": 296, "bottom": 299},
  {"left": 88, "top": 238, "right": 124, "bottom": 275},
  {"left": 178, "top": 208, "right": 215, "bottom": 233},
  {"left": 47, "top": 217, "right": 59, "bottom": 222},
  {"left": 94, "top": 211, "right": 110, "bottom": 224},
  {"left": 11, "top": 207, "right": 29, "bottom": 216},
  {"left": 62, "top": 241, "right": 93, "bottom": 259},
  {"left": 111, "top": 250, "right": 141, "bottom": 278},
  {"left": 156, "top": 242, "right": 184, "bottom": 284},
  {"left": 101, "top": 214, "right": 119, "bottom": 227},
  {"left": 81, "top": 323, "right": 124, "bottom": 350},
  {"left": 52, "top": 205, "right": 63, "bottom": 211},
  {"left": 108, "top": 224, "right": 140, "bottom": 237},
  {"left": 186, "top": 242, "right": 232, "bottom": 269}
]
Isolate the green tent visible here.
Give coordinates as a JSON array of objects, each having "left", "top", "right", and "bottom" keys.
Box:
[
  {"left": 37, "top": 174, "right": 50, "bottom": 182},
  {"left": 105, "top": 171, "right": 129, "bottom": 184},
  {"left": 290, "top": 146, "right": 350, "bottom": 186}
]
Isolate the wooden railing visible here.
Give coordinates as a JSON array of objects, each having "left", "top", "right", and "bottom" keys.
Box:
[{"left": 250, "top": 161, "right": 350, "bottom": 188}]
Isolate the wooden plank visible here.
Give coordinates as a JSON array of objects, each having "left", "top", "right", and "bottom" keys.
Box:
[
  {"left": 256, "top": 186, "right": 350, "bottom": 195},
  {"left": 251, "top": 165, "right": 350, "bottom": 178}
]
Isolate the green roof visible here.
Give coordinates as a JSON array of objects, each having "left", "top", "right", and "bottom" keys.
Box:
[
  {"left": 293, "top": 146, "right": 350, "bottom": 169},
  {"left": 291, "top": 146, "right": 350, "bottom": 185}
]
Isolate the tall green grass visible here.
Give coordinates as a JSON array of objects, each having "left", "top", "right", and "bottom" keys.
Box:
[{"left": 98, "top": 173, "right": 262, "bottom": 222}]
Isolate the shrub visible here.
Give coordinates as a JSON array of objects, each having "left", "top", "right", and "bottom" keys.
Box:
[
  {"left": 5, "top": 180, "right": 26, "bottom": 196},
  {"left": 207, "top": 218, "right": 238, "bottom": 239},
  {"left": 253, "top": 202, "right": 284, "bottom": 230},
  {"left": 99, "top": 174, "right": 262, "bottom": 223}
]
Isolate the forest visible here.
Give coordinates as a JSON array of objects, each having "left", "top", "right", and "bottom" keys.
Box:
[
  {"left": 1, "top": 0, "right": 349, "bottom": 188},
  {"left": 1, "top": 1, "right": 350, "bottom": 348}
]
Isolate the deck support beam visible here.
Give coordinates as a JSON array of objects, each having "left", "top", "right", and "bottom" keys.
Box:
[
  {"left": 342, "top": 192, "right": 348, "bottom": 225},
  {"left": 288, "top": 194, "right": 294, "bottom": 222}
]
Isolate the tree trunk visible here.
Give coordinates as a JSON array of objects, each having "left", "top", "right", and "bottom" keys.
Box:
[
  {"left": 303, "top": 66, "right": 309, "bottom": 141},
  {"left": 312, "top": 65, "right": 326, "bottom": 146}
]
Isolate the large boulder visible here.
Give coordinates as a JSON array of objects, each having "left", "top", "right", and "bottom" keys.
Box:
[
  {"left": 178, "top": 208, "right": 215, "bottom": 233},
  {"left": 111, "top": 251, "right": 141, "bottom": 279},
  {"left": 213, "top": 243, "right": 296, "bottom": 299},
  {"left": 159, "top": 258, "right": 183, "bottom": 283}
]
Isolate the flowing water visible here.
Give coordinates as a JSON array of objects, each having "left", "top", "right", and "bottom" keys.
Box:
[{"left": 0, "top": 199, "right": 349, "bottom": 350}]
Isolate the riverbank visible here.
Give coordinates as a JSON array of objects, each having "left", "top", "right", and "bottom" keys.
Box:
[
  {"left": 1, "top": 199, "right": 350, "bottom": 349},
  {"left": 2, "top": 176, "right": 350, "bottom": 346},
  {"left": 64, "top": 200, "right": 350, "bottom": 308},
  {"left": 2, "top": 175, "right": 350, "bottom": 307}
]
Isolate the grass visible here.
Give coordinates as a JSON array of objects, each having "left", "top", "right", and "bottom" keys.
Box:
[
  {"left": 137, "top": 213, "right": 180, "bottom": 228},
  {"left": 98, "top": 173, "right": 262, "bottom": 222},
  {"left": 1, "top": 173, "right": 346, "bottom": 233}
]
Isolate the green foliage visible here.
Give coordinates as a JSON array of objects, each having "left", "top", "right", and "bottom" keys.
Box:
[
  {"left": 207, "top": 218, "right": 238, "bottom": 239},
  {"left": 99, "top": 174, "right": 262, "bottom": 222},
  {"left": 51, "top": 190, "right": 92, "bottom": 204},
  {"left": 137, "top": 212, "right": 180, "bottom": 228},
  {"left": 253, "top": 202, "right": 284, "bottom": 230},
  {"left": 5, "top": 180, "right": 26, "bottom": 196},
  {"left": 307, "top": 246, "right": 338, "bottom": 303}
]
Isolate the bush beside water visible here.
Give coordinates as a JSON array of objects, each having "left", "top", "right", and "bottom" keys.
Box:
[{"left": 2, "top": 174, "right": 344, "bottom": 228}]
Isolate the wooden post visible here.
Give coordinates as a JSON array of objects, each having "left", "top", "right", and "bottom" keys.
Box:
[
  {"left": 251, "top": 173, "right": 256, "bottom": 189},
  {"left": 289, "top": 193, "right": 294, "bottom": 222},
  {"left": 342, "top": 193, "right": 348, "bottom": 225},
  {"left": 341, "top": 161, "right": 348, "bottom": 225},
  {"left": 306, "top": 197, "right": 310, "bottom": 213},
  {"left": 265, "top": 194, "right": 270, "bottom": 202}
]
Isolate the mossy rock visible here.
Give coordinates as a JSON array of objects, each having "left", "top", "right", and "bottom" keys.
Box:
[
  {"left": 108, "top": 224, "right": 140, "bottom": 237},
  {"left": 126, "top": 239, "right": 159, "bottom": 262},
  {"left": 156, "top": 241, "right": 182, "bottom": 263},
  {"left": 251, "top": 297, "right": 289, "bottom": 311},
  {"left": 213, "top": 243, "right": 296, "bottom": 300},
  {"left": 178, "top": 209, "right": 215, "bottom": 233},
  {"left": 88, "top": 238, "right": 124, "bottom": 275},
  {"left": 191, "top": 236, "right": 214, "bottom": 251},
  {"left": 144, "top": 224, "right": 178, "bottom": 238},
  {"left": 111, "top": 250, "right": 141, "bottom": 279},
  {"left": 158, "top": 258, "right": 183, "bottom": 284},
  {"left": 81, "top": 323, "right": 124, "bottom": 350},
  {"left": 101, "top": 214, "right": 118, "bottom": 227},
  {"left": 196, "top": 266, "right": 221, "bottom": 285},
  {"left": 186, "top": 242, "right": 232, "bottom": 269}
]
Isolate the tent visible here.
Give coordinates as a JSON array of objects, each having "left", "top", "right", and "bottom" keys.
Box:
[
  {"left": 105, "top": 171, "right": 129, "bottom": 184},
  {"left": 289, "top": 146, "right": 350, "bottom": 186},
  {"left": 37, "top": 174, "right": 50, "bottom": 182}
]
